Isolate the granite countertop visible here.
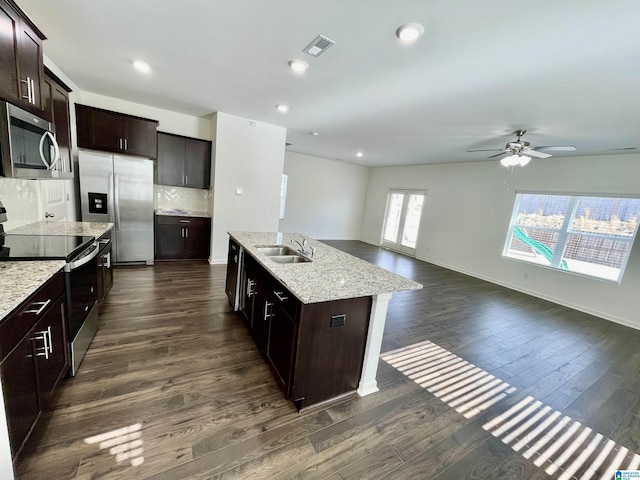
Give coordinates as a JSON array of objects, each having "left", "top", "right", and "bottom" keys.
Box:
[
  {"left": 0, "top": 261, "right": 65, "bottom": 322},
  {"left": 229, "top": 232, "right": 423, "bottom": 304},
  {"left": 156, "top": 209, "right": 211, "bottom": 218},
  {"left": 8, "top": 221, "right": 113, "bottom": 238}
]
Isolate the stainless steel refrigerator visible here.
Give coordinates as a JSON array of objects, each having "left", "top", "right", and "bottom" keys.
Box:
[{"left": 79, "top": 150, "right": 154, "bottom": 265}]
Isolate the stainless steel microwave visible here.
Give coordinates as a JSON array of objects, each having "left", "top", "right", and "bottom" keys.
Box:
[{"left": 0, "top": 101, "right": 72, "bottom": 179}]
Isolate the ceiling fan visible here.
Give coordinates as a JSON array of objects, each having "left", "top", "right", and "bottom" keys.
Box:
[{"left": 467, "top": 130, "right": 576, "bottom": 166}]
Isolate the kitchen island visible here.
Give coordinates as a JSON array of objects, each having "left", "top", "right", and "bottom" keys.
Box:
[{"left": 227, "top": 232, "right": 422, "bottom": 410}]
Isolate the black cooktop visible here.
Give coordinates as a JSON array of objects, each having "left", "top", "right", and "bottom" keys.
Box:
[{"left": 0, "top": 234, "right": 95, "bottom": 262}]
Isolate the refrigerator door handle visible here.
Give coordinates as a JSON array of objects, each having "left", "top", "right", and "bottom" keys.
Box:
[
  {"left": 114, "top": 174, "right": 121, "bottom": 231},
  {"left": 108, "top": 172, "right": 116, "bottom": 223}
]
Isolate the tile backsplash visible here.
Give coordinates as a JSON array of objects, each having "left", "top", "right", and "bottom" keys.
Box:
[
  {"left": 0, "top": 178, "right": 41, "bottom": 231},
  {"left": 155, "top": 185, "right": 212, "bottom": 214}
]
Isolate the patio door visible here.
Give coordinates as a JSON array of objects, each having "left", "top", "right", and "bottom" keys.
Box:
[{"left": 381, "top": 190, "right": 425, "bottom": 255}]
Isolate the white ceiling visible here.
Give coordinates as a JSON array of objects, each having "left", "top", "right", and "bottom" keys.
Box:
[{"left": 15, "top": 0, "right": 640, "bottom": 167}]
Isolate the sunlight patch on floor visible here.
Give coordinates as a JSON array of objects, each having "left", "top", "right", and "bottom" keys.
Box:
[{"left": 84, "top": 423, "right": 145, "bottom": 467}]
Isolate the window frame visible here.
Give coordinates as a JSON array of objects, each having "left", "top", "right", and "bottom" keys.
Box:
[{"left": 503, "top": 191, "right": 640, "bottom": 284}]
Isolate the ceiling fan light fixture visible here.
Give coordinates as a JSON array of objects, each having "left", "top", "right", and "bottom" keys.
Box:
[
  {"left": 501, "top": 154, "right": 530, "bottom": 167},
  {"left": 396, "top": 23, "right": 424, "bottom": 43}
]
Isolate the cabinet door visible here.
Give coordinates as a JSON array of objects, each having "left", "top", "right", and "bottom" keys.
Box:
[
  {"left": 51, "top": 83, "right": 72, "bottom": 174},
  {"left": 77, "top": 106, "right": 123, "bottom": 152},
  {"left": 123, "top": 116, "right": 157, "bottom": 159},
  {"left": 0, "top": 330, "right": 40, "bottom": 459},
  {"left": 226, "top": 239, "right": 240, "bottom": 308},
  {"left": 16, "top": 19, "right": 43, "bottom": 110},
  {"left": 33, "top": 296, "right": 68, "bottom": 411},
  {"left": 155, "top": 219, "right": 184, "bottom": 259},
  {"left": 184, "top": 138, "right": 211, "bottom": 189},
  {"left": 156, "top": 132, "right": 185, "bottom": 186},
  {"left": 183, "top": 218, "right": 211, "bottom": 259},
  {"left": 266, "top": 301, "right": 297, "bottom": 393},
  {"left": 0, "top": 1, "right": 20, "bottom": 103},
  {"left": 251, "top": 274, "right": 269, "bottom": 354}
]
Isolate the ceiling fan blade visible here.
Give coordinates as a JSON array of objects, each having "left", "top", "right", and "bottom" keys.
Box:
[
  {"left": 536, "top": 145, "right": 577, "bottom": 151},
  {"left": 487, "top": 151, "right": 508, "bottom": 159},
  {"left": 467, "top": 148, "right": 503, "bottom": 152},
  {"left": 527, "top": 149, "right": 552, "bottom": 159}
]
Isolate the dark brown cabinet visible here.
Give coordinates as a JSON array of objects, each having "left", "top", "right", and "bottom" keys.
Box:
[
  {"left": 237, "top": 249, "right": 372, "bottom": 410},
  {"left": 42, "top": 67, "right": 73, "bottom": 176},
  {"left": 0, "top": 271, "right": 68, "bottom": 461},
  {"left": 0, "top": 0, "right": 45, "bottom": 113},
  {"left": 155, "top": 215, "right": 211, "bottom": 260},
  {"left": 265, "top": 284, "right": 298, "bottom": 391},
  {"left": 225, "top": 238, "right": 240, "bottom": 309},
  {"left": 96, "top": 230, "right": 113, "bottom": 303},
  {"left": 156, "top": 132, "right": 212, "bottom": 189},
  {"left": 75, "top": 104, "right": 158, "bottom": 159},
  {"left": 242, "top": 254, "right": 269, "bottom": 352}
]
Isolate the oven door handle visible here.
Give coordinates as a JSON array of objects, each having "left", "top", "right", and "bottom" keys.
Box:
[{"left": 64, "top": 243, "right": 100, "bottom": 272}]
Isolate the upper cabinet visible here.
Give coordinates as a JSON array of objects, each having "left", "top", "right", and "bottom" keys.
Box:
[
  {"left": 0, "top": 0, "right": 45, "bottom": 113},
  {"left": 42, "top": 67, "right": 73, "bottom": 176},
  {"left": 75, "top": 104, "right": 158, "bottom": 159},
  {"left": 156, "top": 132, "right": 212, "bottom": 189}
]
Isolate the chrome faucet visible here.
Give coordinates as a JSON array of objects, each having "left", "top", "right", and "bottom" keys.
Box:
[{"left": 291, "top": 238, "right": 307, "bottom": 253}]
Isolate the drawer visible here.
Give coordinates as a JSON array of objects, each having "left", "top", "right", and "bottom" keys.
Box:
[
  {"left": 0, "top": 271, "right": 64, "bottom": 364},
  {"left": 270, "top": 280, "right": 299, "bottom": 320},
  {"left": 155, "top": 215, "right": 209, "bottom": 226}
]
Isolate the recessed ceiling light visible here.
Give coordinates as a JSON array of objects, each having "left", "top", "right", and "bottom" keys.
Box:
[
  {"left": 133, "top": 60, "right": 151, "bottom": 74},
  {"left": 395, "top": 23, "right": 424, "bottom": 43},
  {"left": 310, "top": 132, "right": 318, "bottom": 136},
  {"left": 356, "top": 151, "right": 363, "bottom": 158},
  {"left": 288, "top": 59, "right": 308, "bottom": 74},
  {"left": 277, "top": 104, "right": 289, "bottom": 113}
]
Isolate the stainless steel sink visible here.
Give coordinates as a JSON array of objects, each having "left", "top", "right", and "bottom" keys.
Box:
[
  {"left": 256, "top": 245, "right": 299, "bottom": 256},
  {"left": 269, "top": 255, "right": 311, "bottom": 264}
]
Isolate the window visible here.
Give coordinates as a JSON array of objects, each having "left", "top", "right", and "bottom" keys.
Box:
[
  {"left": 381, "top": 189, "right": 425, "bottom": 255},
  {"left": 503, "top": 193, "right": 640, "bottom": 283}
]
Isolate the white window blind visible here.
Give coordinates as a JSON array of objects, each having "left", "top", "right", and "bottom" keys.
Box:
[{"left": 503, "top": 193, "right": 640, "bottom": 283}]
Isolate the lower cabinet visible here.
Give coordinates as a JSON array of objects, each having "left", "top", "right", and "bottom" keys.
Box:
[
  {"left": 239, "top": 250, "right": 372, "bottom": 410},
  {"left": 0, "top": 271, "right": 69, "bottom": 461},
  {"left": 155, "top": 215, "right": 211, "bottom": 260},
  {"left": 96, "top": 230, "right": 113, "bottom": 303}
]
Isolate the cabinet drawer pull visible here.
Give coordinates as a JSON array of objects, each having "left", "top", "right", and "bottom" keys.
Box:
[
  {"left": 32, "top": 331, "right": 49, "bottom": 360},
  {"left": 179, "top": 219, "right": 190, "bottom": 223},
  {"left": 274, "top": 291, "right": 289, "bottom": 302},
  {"left": 247, "top": 279, "right": 255, "bottom": 297},
  {"left": 24, "top": 299, "right": 51, "bottom": 316},
  {"left": 264, "top": 301, "right": 273, "bottom": 321}
]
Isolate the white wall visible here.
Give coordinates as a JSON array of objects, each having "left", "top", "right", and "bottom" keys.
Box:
[
  {"left": 279, "top": 152, "right": 369, "bottom": 239},
  {"left": 362, "top": 153, "right": 640, "bottom": 330},
  {"left": 209, "top": 112, "right": 286, "bottom": 263}
]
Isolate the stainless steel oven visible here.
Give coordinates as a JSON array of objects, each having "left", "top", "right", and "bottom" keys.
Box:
[{"left": 0, "top": 233, "right": 100, "bottom": 375}]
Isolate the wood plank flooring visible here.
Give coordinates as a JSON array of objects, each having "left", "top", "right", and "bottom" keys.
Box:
[{"left": 15, "top": 241, "right": 640, "bottom": 479}]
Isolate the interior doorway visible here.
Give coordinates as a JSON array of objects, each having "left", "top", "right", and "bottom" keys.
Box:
[{"left": 381, "top": 190, "right": 425, "bottom": 255}]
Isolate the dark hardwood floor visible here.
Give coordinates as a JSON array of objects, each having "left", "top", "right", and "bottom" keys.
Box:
[{"left": 15, "top": 241, "right": 640, "bottom": 479}]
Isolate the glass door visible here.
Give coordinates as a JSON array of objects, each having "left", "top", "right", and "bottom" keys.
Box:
[{"left": 381, "top": 190, "right": 425, "bottom": 255}]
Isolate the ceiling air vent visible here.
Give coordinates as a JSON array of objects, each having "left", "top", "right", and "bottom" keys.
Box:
[{"left": 303, "top": 35, "right": 335, "bottom": 57}]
